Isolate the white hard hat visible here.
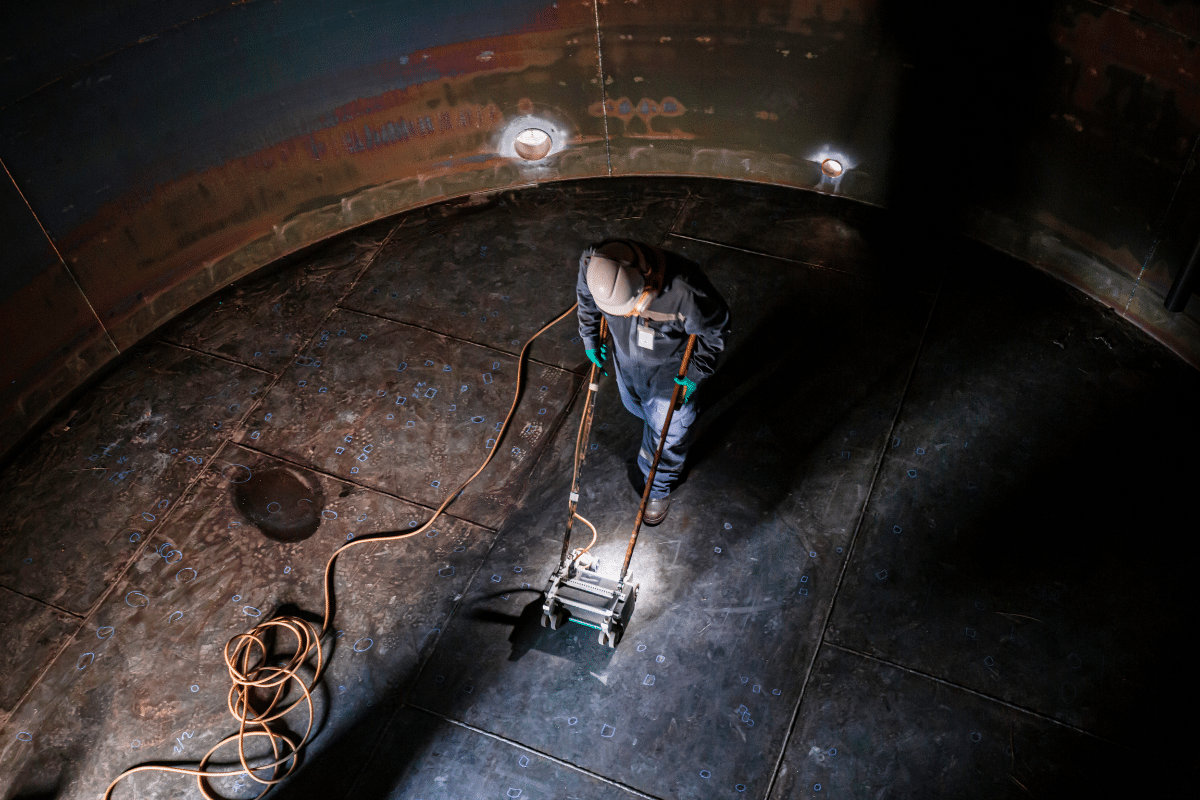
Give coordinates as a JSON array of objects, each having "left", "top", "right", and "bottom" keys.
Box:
[{"left": 586, "top": 244, "right": 645, "bottom": 316}]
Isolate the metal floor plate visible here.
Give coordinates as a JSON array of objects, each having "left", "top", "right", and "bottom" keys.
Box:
[
  {"left": 236, "top": 309, "right": 580, "bottom": 530},
  {"left": 0, "top": 178, "right": 1191, "bottom": 799},
  {"left": 0, "top": 343, "right": 269, "bottom": 614}
]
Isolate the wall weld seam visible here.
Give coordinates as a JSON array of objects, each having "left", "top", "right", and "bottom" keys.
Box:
[
  {"left": 0, "top": 155, "right": 119, "bottom": 355},
  {"left": 1083, "top": 0, "right": 1200, "bottom": 46},
  {"left": 0, "top": 0, "right": 273, "bottom": 113},
  {"left": 1124, "top": 131, "right": 1200, "bottom": 315},
  {"left": 593, "top": 0, "right": 613, "bottom": 177}
]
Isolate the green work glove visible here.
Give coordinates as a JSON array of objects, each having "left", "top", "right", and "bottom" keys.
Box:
[
  {"left": 674, "top": 376, "right": 697, "bottom": 403},
  {"left": 586, "top": 344, "right": 608, "bottom": 375}
]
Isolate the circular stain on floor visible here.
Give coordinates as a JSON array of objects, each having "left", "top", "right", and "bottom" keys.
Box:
[{"left": 232, "top": 467, "right": 325, "bottom": 542}]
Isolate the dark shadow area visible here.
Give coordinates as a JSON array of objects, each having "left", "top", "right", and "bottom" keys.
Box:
[
  {"left": 683, "top": 238, "right": 948, "bottom": 516},
  {"left": 916, "top": 260, "right": 1196, "bottom": 759},
  {"left": 264, "top": 653, "right": 426, "bottom": 800},
  {"left": 880, "top": 1, "right": 1058, "bottom": 239},
  {"left": 9, "top": 785, "right": 61, "bottom": 800},
  {"left": 827, "top": 243, "right": 1199, "bottom": 770}
]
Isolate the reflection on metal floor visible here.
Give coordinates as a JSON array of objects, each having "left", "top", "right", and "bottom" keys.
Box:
[{"left": 0, "top": 179, "right": 1192, "bottom": 799}]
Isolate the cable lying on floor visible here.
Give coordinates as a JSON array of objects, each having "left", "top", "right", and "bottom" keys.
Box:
[{"left": 103, "top": 302, "right": 580, "bottom": 800}]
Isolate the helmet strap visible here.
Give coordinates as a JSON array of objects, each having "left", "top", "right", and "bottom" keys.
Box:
[{"left": 626, "top": 288, "right": 654, "bottom": 317}]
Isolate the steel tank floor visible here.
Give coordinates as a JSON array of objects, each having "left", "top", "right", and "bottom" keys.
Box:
[{"left": 0, "top": 178, "right": 1193, "bottom": 799}]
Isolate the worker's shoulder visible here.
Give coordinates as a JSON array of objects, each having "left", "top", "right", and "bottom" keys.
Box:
[
  {"left": 660, "top": 247, "right": 705, "bottom": 280},
  {"left": 663, "top": 252, "right": 724, "bottom": 301}
]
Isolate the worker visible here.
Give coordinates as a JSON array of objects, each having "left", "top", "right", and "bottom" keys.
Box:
[{"left": 576, "top": 239, "right": 731, "bottom": 525}]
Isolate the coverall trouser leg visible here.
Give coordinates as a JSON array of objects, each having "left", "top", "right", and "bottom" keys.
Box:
[{"left": 614, "top": 362, "right": 696, "bottom": 500}]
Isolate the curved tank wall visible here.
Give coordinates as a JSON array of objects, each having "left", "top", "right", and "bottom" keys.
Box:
[{"left": 3, "top": 0, "right": 1200, "bottom": 458}]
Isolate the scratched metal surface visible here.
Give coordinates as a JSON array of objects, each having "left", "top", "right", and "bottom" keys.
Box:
[
  {"left": 404, "top": 238, "right": 936, "bottom": 799},
  {"left": 670, "top": 181, "right": 942, "bottom": 292},
  {"left": 596, "top": 0, "right": 890, "bottom": 201},
  {"left": 0, "top": 1, "right": 235, "bottom": 105},
  {"left": 0, "top": 0, "right": 603, "bottom": 352},
  {"left": 1030, "top": 8, "right": 1192, "bottom": 289},
  {"left": 0, "top": 587, "right": 79, "bottom": 719},
  {"left": 768, "top": 646, "right": 1171, "bottom": 799},
  {"left": 0, "top": 179, "right": 1196, "bottom": 800},
  {"left": 0, "top": 443, "right": 495, "bottom": 799},
  {"left": 343, "top": 706, "right": 642, "bottom": 800},
  {"left": 0, "top": 166, "right": 119, "bottom": 459},
  {"left": 234, "top": 309, "right": 580, "bottom": 530},
  {"left": 161, "top": 218, "right": 396, "bottom": 372},
  {"left": 341, "top": 179, "right": 692, "bottom": 372},
  {"left": 0, "top": 343, "right": 268, "bottom": 614},
  {"left": 825, "top": 246, "right": 1200, "bottom": 759},
  {"left": 7, "top": 0, "right": 1200, "bottom": 470}
]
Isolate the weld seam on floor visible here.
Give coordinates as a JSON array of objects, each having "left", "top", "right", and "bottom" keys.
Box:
[
  {"left": 660, "top": 192, "right": 696, "bottom": 248},
  {"left": 338, "top": 569, "right": 498, "bottom": 800},
  {"left": 341, "top": 362, "right": 584, "bottom": 799},
  {"left": 823, "top": 642, "right": 1133, "bottom": 749},
  {"left": 0, "top": 584, "right": 85, "bottom": 620},
  {"left": 162, "top": 223, "right": 397, "bottom": 379},
  {"left": 668, "top": 231, "right": 938, "bottom": 294},
  {"left": 339, "top": 212, "right": 408, "bottom": 304},
  {"left": 230, "top": 441, "right": 499, "bottom": 533},
  {"left": 406, "top": 703, "right": 662, "bottom": 799},
  {"left": 389, "top": 370, "right": 585, "bottom": 719},
  {"left": 0, "top": 437, "right": 234, "bottom": 734},
  {"left": 763, "top": 270, "right": 945, "bottom": 800},
  {"left": 342, "top": 535, "right": 506, "bottom": 799},
  {"left": 160, "top": 340, "right": 279, "bottom": 375},
  {"left": 667, "top": 231, "right": 859, "bottom": 274},
  {"left": 482, "top": 369, "right": 587, "bottom": 536},
  {"left": 338, "top": 692, "right": 410, "bottom": 800},
  {"left": 357, "top": 377, "right": 612, "bottom": 798},
  {"left": 330, "top": 305, "right": 589, "bottom": 376}
]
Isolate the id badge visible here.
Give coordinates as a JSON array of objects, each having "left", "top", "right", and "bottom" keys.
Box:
[{"left": 636, "top": 322, "right": 655, "bottom": 350}]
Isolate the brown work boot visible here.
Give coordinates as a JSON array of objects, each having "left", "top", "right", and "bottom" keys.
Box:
[{"left": 644, "top": 494, "right": 671, "bottom": 526}]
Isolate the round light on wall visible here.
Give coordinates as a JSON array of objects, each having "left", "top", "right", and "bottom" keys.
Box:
[
  {"left": 514, "top": 128, "right": 552, "bottom": 160},
  {"left": 821, "top": 158, "right": 844, "bottom": 178}
]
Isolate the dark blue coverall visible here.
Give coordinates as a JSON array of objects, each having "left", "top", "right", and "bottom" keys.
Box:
[{"left": 576, "top": 242, "right": 731, "bottom": 499}]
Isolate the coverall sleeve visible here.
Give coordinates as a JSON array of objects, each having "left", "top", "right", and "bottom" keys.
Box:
[
  {"left": 681, "top": 273, "right": 731, "bottom": 384},
  {"left": 576, "top": 247, "right": 605, "bottom": 352}
]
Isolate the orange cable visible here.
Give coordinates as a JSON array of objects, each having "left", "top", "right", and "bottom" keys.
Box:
[{"left": 103, "top": 302, "right": 580, "bottom": 800}]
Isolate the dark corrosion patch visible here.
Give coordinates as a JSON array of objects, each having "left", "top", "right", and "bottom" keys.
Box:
[{"left": 230, "top": 465, "right": 325, "bottom": 543}]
